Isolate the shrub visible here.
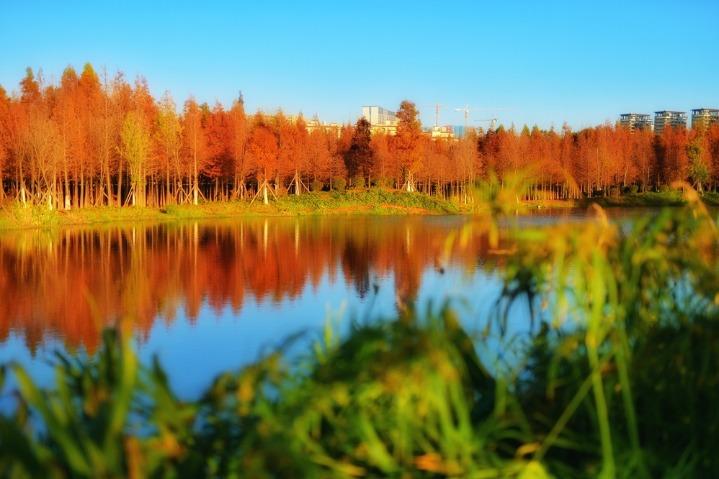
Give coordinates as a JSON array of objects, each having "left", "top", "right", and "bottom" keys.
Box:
[
  {"left": 331, "top": 177, "right": 346, "bottom": 192},
  {"left": 275, "top": 184, "right": 288, "bottom": 197},
  {"left": 352, "top": 175, "right": 365, "bottom": 188},
  {"left": 311, "top": 179, "right": 324, "bottom": 192},
  {"left": 373, "top": 177, "right": 393, "bottom": 189}
]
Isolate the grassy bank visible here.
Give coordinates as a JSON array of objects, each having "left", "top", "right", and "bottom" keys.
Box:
[
  {"left": 0, "top": 189, "right": 462, "bottom": 230},
  {"left": 2, "top": 188, "right": 719, "bottom": 477},
  {"left": 581, "top": 189, "right": 719, "bottom": 208},
  {"left": 7, "top": 188, "right": 712, "bottom": 231}
]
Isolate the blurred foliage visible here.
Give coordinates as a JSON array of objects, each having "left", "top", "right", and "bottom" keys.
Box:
[{"left": 2, "top": 174, "right": 719, "bottom": 477}]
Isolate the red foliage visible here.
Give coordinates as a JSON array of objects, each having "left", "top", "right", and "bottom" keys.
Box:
[{"left": 1, "top": 64, "right": 718, "bottom": 204}]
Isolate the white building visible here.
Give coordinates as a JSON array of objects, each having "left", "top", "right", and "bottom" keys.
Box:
[
  {"left": 654, "top": 111, "right": 687, "bottom": 135},
  {"left": 361, "top": 106, "right": 396, "bottom": 125},
  {"left": 691, "top": 108, "right": 719, "bottom": 130},
  {"left": 619, "top": 113, "right": 653, "bottom": 133}
]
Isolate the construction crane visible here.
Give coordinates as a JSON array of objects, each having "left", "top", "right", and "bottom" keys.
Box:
[
  {"left": 454, "top": 105, "right": 479, "bottom": 132},
  {"left": 422, "top": 102, "right": 447, "bottom": 127},
  {"left": 454, "top": 105, "right": 512, "bottom": 136}
]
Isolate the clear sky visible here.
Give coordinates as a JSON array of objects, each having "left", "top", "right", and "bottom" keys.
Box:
[{"left": 1, "top": 0, "right": 717, "bottom": 131}]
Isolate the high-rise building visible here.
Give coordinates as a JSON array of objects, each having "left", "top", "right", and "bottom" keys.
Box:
[
  {"left": 654, "top": 111, "right": 687, "bottom": 135},
  {"left": 619, "top": 113, "right": 653, "bottom": 133},
  {"left": 361, "top": 106, "right": 398, "bottom": 135},
  {"left": 691, "top": 108, "right": 719, "bottom": 130}
]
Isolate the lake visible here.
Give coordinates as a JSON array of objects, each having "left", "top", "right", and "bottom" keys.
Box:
[{"left": 0, "top": 209, "right": 643, "bottom": 400}]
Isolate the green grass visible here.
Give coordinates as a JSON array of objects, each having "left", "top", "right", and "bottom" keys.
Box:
[
  {"left": 581, "top": 190, "right": 686, "bottom": 207},
  {"left": 4, "top": 186, "right": 719, "bottom": 231},
  {"left": 9, "top": 187, "right": 714, "bottom": 231},
  {"left": 697, "top": 191, "right": 719, "bottom": 206},
  {"left": 0, "top": 190, "right": 461, "bottom": 230},
  {"left": 0, "top": 203, "right": 62, "bottom": 229},
  {"left": 275, "top": 189, "right": 461, "bottom": 215}
]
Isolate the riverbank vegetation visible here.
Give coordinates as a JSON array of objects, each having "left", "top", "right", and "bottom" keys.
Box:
[
  {"left": 1, "top": 182, "right": 718, "bottom": 477},
  {"left": 4, "top": 183, "right": 717, "bottom": 230},
  {"left": 583, "top": 189, "right": 719, "bottom": 208},
  {"left": 0, "top": 189, "right": 463, "bottom": 229},
  {"left": 2, "top": 64, "right": 719, "bottom": 213}
]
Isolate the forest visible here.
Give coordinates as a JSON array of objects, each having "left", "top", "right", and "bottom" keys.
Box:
[{"left": 1, "top": 63, "right": 719, "bottom": 210}]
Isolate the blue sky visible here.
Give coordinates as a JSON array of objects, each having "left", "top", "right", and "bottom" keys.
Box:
[{"left": 1, "top": 1, "right": 717, "bottom": 131}]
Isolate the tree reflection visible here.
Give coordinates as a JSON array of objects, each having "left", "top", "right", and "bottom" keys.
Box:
[
  {"left": 341, "top": 237, "right": 373, "bottom": 299},
  {"left": 0, "top": 217, "right": 494, "bottom": 352}
]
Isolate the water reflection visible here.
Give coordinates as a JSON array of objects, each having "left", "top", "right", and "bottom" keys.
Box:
[
  {"left": 4, "top": 210, "right": 653, "bottom": 398},
  {"left": 0, "top": 216, "right": 500, "bottom": 355}
]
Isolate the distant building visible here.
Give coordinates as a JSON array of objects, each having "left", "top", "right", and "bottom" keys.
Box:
[
  {"left": 691, "top": 108, "right": 719, "bottom": 130},
  {"left": 305, "top": 115, "right": 341, "bottom": 137},
  {"left": 282, "top": 114, "right": 341, "bottom": 137},
  {"left": 361, "top": 106, "right": 398, "bottom": 135},
  {"left": 428, "top": 125, "right": 455, "bottom": 140},
  {"left": 362, "top": 106, "right": 396, "bottom": 125},
  {"left": 654, "top": 111, "right": 687, "bottom": 135},
  {"left": 619, "top": 113, "right": 653, "bottom": 133}
]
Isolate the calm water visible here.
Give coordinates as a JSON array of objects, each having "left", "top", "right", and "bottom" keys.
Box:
[{"left": 0, "top": 209, "right": 646, "bottom": 399}]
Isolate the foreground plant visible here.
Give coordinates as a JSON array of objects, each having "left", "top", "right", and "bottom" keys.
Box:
[
  {"left": 0, "top": 312, "right": 551, "bottom": 478},
  {"left": 0, "top": 324, "right": 199, "bottom": 478},
  {"left": 493, "top": 182, "right": 719, "bottom": 478}
]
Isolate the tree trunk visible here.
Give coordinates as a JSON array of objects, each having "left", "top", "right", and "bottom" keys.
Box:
[
  {"left": 73, "top": 174, "right": 80, "bottom": 209},
  {"left": 117, "top": 158, "right": 123, "bottom": 209},
  {"left": 193, "top": 175, "right": 198, "bottom": 205},
  {"left": 63, "top": 166, "right": 71, "bottom": 210}
]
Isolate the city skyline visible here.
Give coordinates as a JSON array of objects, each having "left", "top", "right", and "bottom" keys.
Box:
[{"left": 1, "top": 1, "right": 717, "bottom": 131}]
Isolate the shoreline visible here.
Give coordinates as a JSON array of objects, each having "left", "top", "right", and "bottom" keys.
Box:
[
  {"left": 0, "top": 189, "right": 712, "bottom": 231},
  {"left": 0, "top": 190, "right": 464, "bottom": 230}
]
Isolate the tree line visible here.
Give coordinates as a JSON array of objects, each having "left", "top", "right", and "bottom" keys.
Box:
[{"left": 1, "top": 63, "right": 719, "bottom": 209}]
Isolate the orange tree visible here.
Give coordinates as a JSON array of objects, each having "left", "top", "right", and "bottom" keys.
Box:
[{"left": 391, "top": 100, "right": 424, "bottom": 192}]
